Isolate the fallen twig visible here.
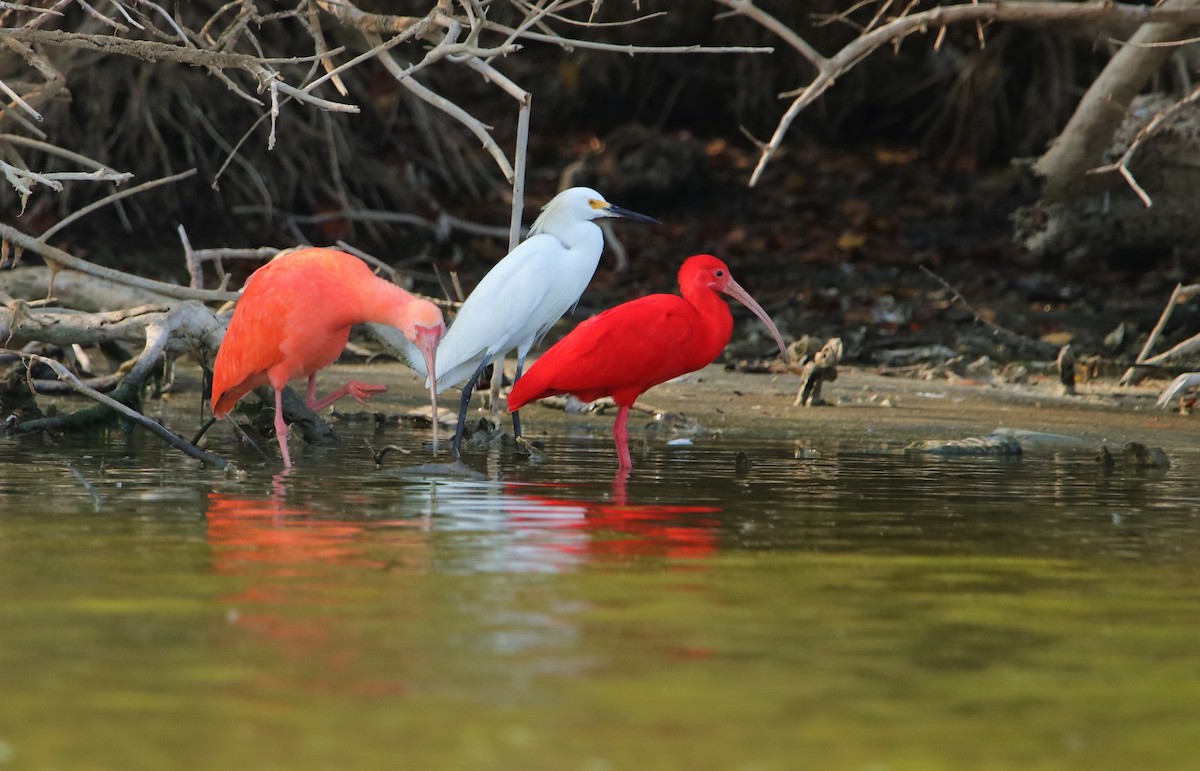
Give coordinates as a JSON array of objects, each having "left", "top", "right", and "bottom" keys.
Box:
[
  {"left": 919, "top": 266, "right": 1059, "bottom": 359},
  {"left": 6, "top": 350, "right": 229, "bottom": 468},
  {"left": 32, "top": 370, "right": 124, "bottom": 395}
]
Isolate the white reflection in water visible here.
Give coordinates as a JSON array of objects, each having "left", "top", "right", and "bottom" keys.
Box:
[{"left": 409, "top": 480, "right": 591, "bottom": 574}]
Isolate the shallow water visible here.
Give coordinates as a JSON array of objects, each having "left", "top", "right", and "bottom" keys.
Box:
[{"left": 2, "top": 419, "right": 1200, "bottom": 770}]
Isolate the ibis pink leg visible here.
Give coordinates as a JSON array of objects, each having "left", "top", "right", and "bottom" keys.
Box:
[
  {"left": 274, "top": 387, "right": 293, "bottom": 468},
  {"left": 306, "top": 374, "right": 387, "bottom": 411},
  {"left": 612, "top": 404, "right": 633, "bottom": 470}
]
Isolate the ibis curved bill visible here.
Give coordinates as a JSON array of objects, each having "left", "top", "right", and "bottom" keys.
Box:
[{"left": 507, "top": 254, "right": 788, "bottom": 470}]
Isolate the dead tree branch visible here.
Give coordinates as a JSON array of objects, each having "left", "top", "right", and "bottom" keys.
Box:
[
  {"left": 919, "top": 266, "right": 1059, "bottom": 359},
  {"left": 1038, "top": 0, "right": 1200, "bottom": 203},
  {"left": 0, "top": 28, "right": 360, "bottom": 113},
  {"left": 1119, "top": 283, "right": 1200, "bottom": 385},
  {"left": 5, "top": 350, "right": 229, "bottom": 468},
  {"left": 0, "top": 223, "right": 238, "bottom": 303},
  {"left": 716, "top": 0, "right": 1200, "bottom": 186},
  {"left": 4, "top": 1, "right": 768, "bottom": 258}
]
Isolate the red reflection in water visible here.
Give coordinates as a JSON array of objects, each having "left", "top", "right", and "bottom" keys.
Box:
[
  {"left": 209, "top": 474, "right": 430, "bottom": 569},
  {"left": 503, "top": 469, "right": 722, "bottom": 564},
  {"left": 207, "top": 493, "right": 381, "bottom": 574},
  {"left": 204, "top": 470, "right": 723, "bottom": 696},
  {"left": 205, "top": 480, "right": 427, "bottom": 697},
  {"left": 208, "top": 470, "right": 722, "bottom": 574}
]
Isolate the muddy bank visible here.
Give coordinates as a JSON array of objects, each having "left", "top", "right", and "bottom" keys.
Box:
[
  {"left": 478, "top": 364, "right": 1193, "bottom": 455},
  {"left": 118, "top": 359, "right": 1198, "bottom": 468}
]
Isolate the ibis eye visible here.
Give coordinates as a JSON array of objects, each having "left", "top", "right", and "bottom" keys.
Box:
[{"left": 715, "top": 270, "right": 725, "bottom": 277}]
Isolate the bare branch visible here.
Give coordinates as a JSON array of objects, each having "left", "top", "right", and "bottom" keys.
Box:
[
  {"left": 0, "top": 224, "right": 238, "bottom": 303},
  {"left": 370, "top": 34, "right": 516, "bottom": 183},
  {"left": 39, "top": 168, "right": 194, "bottom": 241},
  {"left": 717, "top": 0, "right": 1200, "bottom": 186},
  {"left": 474, "top": 14, "right": 771, "bottom": 54},
  {"left": 0, "top": 3, "right": 64, "bottom": 15},
  {"left": 1086, "top": 79, "right": 1200, "bottom": 207},
  {"left": 1120, "top": 283, "right": 1200, "bottom": 386},
  {"left": 456, "top": 54, "right": 531, "bottom": 250},
  {"left": 715, "top": 0, "right": 823, "bottom": 67},
  {"left": 229, "top": 204, "right": 511, "bottom": 242},
  {"left": 0, "top": 75, "right": 44, "bottom": 122},
  {"left": 6, "top": 350, "right": 229, "bottom": 468},
  {"left": 0, "top": 27, "right": 360, "bottom": 113}
]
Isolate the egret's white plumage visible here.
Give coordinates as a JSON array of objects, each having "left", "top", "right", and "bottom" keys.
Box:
[
  {"left": 426, "top": 187, "right": 656, "bottom": 391},
  {"left": 412, "top": 186, "right": 657, "bottom": 456}
]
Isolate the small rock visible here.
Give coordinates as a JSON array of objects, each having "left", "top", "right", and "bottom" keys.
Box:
[
  {"left": 906, "top": 434, "right": 1023, "bottom": 456},
  {"left": 1122, "top": 442, "right": 1170, "bottom": 468}
]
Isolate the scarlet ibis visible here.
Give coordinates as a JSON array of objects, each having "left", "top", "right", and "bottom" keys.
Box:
[
  {"left": 211, "top": 247, "right": 445, "bottom": 468},
  {"left": 409, "top": 187, "right": 657, "bottom": 459},
  {"left": 506, "top": 254, "right": 789, "bottom": 469}
]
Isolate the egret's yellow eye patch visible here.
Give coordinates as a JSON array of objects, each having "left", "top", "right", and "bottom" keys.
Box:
[{"left": 588, "top": 199, "right": 609, "bottom": 210}]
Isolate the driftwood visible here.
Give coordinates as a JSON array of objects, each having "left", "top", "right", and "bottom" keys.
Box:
[
  {"left": 0, "top": 266, "right": 178, "bottom": 310},
  {"left": 0, "top": 300, "right": 222, "bottom": 355},
  {"left": 5, "top": 350, "right": 229, "bottom": 468},
  {"left": 1120, "top": 283, "right": 1200, "bottom": 386},
  {"left": 793, "top": 338, "right": 842, "bottom": 407},
  {"left": 0, "top": 278, "right": 228, "bottom": 460}
]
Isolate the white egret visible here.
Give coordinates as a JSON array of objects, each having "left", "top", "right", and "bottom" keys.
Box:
[{"left": 413, "top": 187, "right": 658, "bottom": 458}]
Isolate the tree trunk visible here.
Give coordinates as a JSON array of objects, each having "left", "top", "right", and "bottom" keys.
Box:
[
  {"left": 1033, "top": 0, "right": 1200, "bottom": 200},
  {"left": 1020, "top": 0, "right": 1200, "bottom": 259}
]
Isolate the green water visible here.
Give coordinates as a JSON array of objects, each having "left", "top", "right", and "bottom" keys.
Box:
[{"left": 2, "top": 425, "right": 1199, "bottom": 770}]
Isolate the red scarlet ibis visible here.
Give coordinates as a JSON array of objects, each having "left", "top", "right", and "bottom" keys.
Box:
[
  {"left": 211, "top": 247, "right": 445, "bottom": 468},
  {"left": 506, "top": 254, "right": 788, "bottom": 469},
  {"left": 408, "top": 187, "right": 657, "bottom": 459}
]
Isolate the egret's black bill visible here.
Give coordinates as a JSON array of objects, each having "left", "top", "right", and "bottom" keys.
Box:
[{"left": 608, "top": 204, "right": 660, "bottom": 224}]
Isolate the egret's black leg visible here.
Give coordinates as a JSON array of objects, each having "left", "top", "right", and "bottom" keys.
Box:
[
  {"left": 453, "top": 356, "right": 492, "bottom": 459},
  {"left": 511, "top": 356, "right": 526, "bottom": 440}
]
